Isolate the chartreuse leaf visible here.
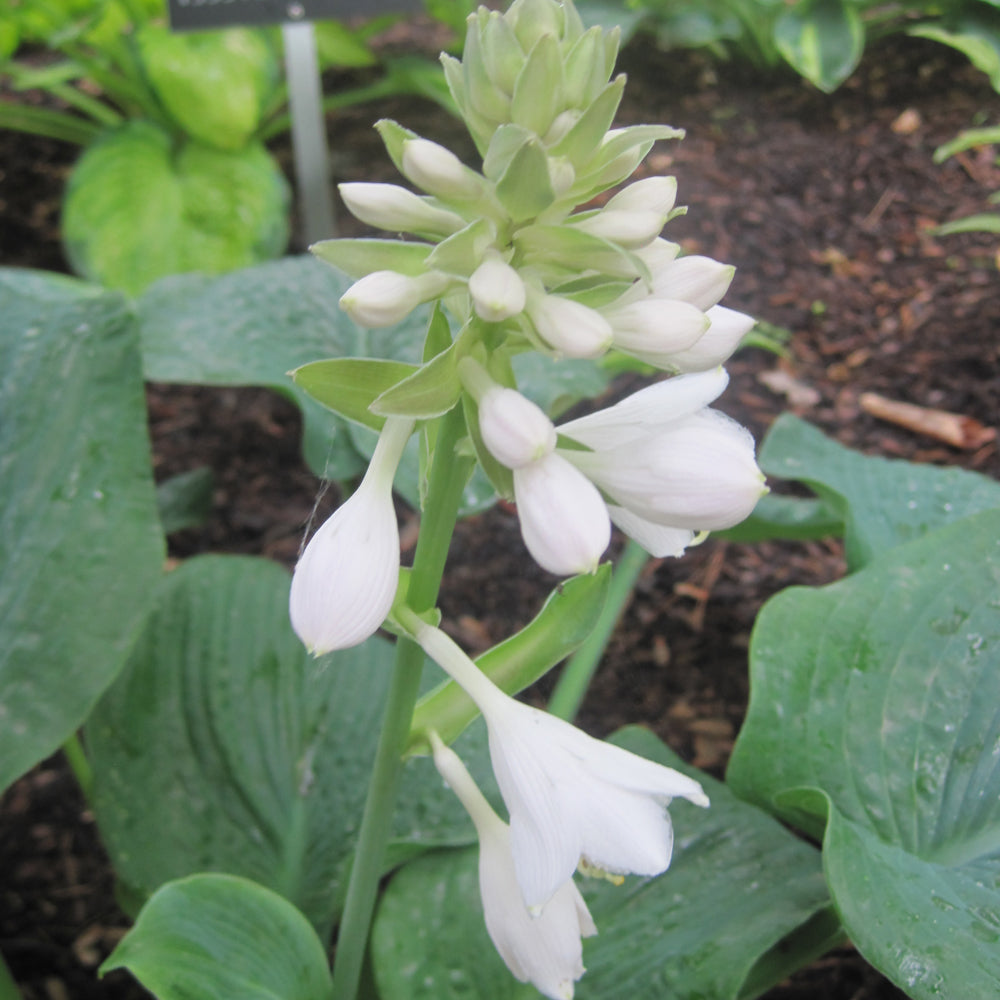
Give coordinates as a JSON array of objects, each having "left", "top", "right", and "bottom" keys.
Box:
[
  {"left": 773, "top": 0, "right": 864, "bottom": 92},
  {"left": 758, "top": 414, "right": 1000, "bottom": 570},
  {"left": 85, "top": 556, "right": 495, "bottom": 939},
  {"left": 374, "top": 728, "right": 832, "bottom": 1000},
  {"left": 0, "top": 269, "right": 164, "bottom": 794},
  {"left": 136, "top": 255, "right": 427, "bottom": 481},
  {"left": 291, "top": 358, "right": 418, "bottom": 430},
  {"left": 101, "top": 874, "right": 332, "bottom": 1000},
  {"left": 63, "top": 120, "right": 289, "bottom": 295},
  {"left": 311, "top": 238, "right": 434, "bottom": 279},
  {"left": 406, "top": 565, "right": 612, "bottom": 755},
  {"left": 495, "top": 135, "right": 557, "bottom": 222},
  {"left": 728, "top": 509, "right": 1000, "bottom": 997},
  {"left": 136, "top": 25, "right": 279, "bottom": 151},
  {"left": 370, "top": 338, "right": 464, "bottom": 419}
]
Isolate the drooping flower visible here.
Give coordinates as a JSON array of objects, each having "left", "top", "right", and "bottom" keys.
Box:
[
  {"left": 431, "top": 733, "right": 596, "bottom": 1000},
  {"left": 409, "top": 617, "right": 709, "bottom": 912},
  {"left": 289, "top": 417, "right": 413, "bottom": 654}
]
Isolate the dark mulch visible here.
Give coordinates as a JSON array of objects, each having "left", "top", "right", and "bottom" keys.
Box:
[{"left": 2, "top": 24, "right": 998, "bottom": 1000}]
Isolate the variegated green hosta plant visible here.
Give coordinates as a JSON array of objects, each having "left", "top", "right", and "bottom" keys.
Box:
[{"left": 288, "top": 1, "right": 764, "bottom": 997}]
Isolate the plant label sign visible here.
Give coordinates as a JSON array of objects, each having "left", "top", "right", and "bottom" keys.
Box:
[{"left": 168, "top": 0, "right": 420, "bottom": 32}]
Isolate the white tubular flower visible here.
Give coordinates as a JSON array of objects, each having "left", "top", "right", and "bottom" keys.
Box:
[
  {"left": 469, "top": 254, "right": 527, "bottom": 323},
  {"left": 431, "top": 735, "right": 596, "bottom": 1000},
  {"left": 525, "top": 289, "right": 614, "bottom": 360},
  {"left": 513, "top": 452, "right": 611, "bottom": 576},
  {"left": 409, "top": 621, "right": 709, "bottom": 913},
  {"left": 289, "top": 417, "right": 413, "bottom": 654},
  {"left": 649, "top": 255, "right": 735, "bottom": 312},
  {"left": 601, "top": 297, "right": 709, "bottom": 367},
  {"left": 479, "top": 386, "right": 557, "bottom": 469},
  {"left": 401, "top": 137, "right": 484, "bottom": 200},
  {"left": 560, "top": 373, "right": 765, "bottom": 533},
  {"left": 339, "top": 182, "right": 464, "bottom": 237},
  {"left": 339, "top": 270, "right": 451, "bottom": 328},
  {"left": 669, "top": 305, "right": 756, "bottom": 372}
]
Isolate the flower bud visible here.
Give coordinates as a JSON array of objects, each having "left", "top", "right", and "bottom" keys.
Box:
[
  {"left": 401, "top": 138, "right": 484, "bottom": 201},
  {"left": 602, "top": 298, "right": 708, "bottom": 365},
  {"left": 469, "top": 255, "right": 527, "bottom": 322},
  {"left": 526, "top": 290, "right": 614, "bottom": 359},
  {"left": 479, "top": 386, "right": 557, "bottom": 469},
  {"left": 339, "top": 270, "right": 450, "bottom": 329},
  {"left": 513, "top": 453, "right": 610, "bottom": 575},
  {"left": 571, "top": 209, "right": 667, "bottom": 249},
  {"left": 606, "top": 176, "right": 678, "bottom": 216},
  {"left": 289, "top": 418, "right": 414, "bottom": 653},
  {"left": 649, "top": 255, "right": 735, "bottom": 311},
  {"left": 669, "top": 305, "right": 755, "bottom": 372},
  {"left": 339, "top": 182, "right": 465, "bottom": 238}
]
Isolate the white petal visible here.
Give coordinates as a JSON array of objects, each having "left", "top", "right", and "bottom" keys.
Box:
[
  {"left": 479, "top": 387, "right": 556, "bottom": 469},
  {"left": 558, "top": 369, "right": 729, "bottom": 450},
  {"left": 634, "top": 237, "right": 681, "bottom": 274},
  {"left": 607, "top": 504, "right": 696, "bottom": 558},
  {"left": 469, "top": 255, "right": 527, "bottom": 322},
  {"left": 288, "top": 483, "right": 399, "bottom": 653},
  {"left": 650, "top": 255, "right": 734, "bottom": 311},
  {"left": 670, "top": 305, "right": 756, "bottom": 372},
  {"left": 513, "top": 454, "right": 611, "bottom": 576}
]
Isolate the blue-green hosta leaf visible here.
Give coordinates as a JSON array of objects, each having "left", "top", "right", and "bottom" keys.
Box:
[
  {"left": 62, "top": 121, "right": 289, "bottom": 295},
  {"left": 101, "top": 873, "right": 333, "bottom": 1000},
  {"left": 136, "top": 255, "right": 427, "bottom": 482},
  {"left": 758, "top": 413, "right": 1000, "bottom": 569},
  {"left": 728, "top": 508, "right": 1000, "bottom": 998},
  {"left": 137, "top": 25, "right": 279, "bottom": 150},
  {"left": 774, "top": 0, "right": 864, "bottom": 92},
  {"left": 373, "top": 727, "right": 831, "bottom": 1000},
  {"left": 0, "top": 269, "right": 164, "bottom": 793},
  {"left": 85, "top": 555, "right": 494, "bottom": 938}
]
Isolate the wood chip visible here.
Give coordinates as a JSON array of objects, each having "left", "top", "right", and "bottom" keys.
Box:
[{"left": 859, "top": 392, "right": 997, "bottom": 449}]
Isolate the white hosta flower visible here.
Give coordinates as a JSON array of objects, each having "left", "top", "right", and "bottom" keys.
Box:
[
  {"left": 560, "top": 371, "right": 765, "bottom": 534},
  {"left": 289, "top": 418, "right": 413, "bottom": 654},
  {"left": 431, "top": 735, "right": 596, "bottom": 1000},
  {"left": 469, "top": 254, "right": 527, "bottom": 322},
  {"left": 571, "top": 209, "right": 667, "bottom": 250},
  {"left": 514, "top": 452, "right": 611, "bottom": 576},
  {"left": 401, "top": 137, "right": 484, "bottom": 201},
  {"left": 339, "top": 270, "right": 451, "bottom": 328},
  {"left": 479, "top": 386, "right": 557, "bottom": 469},
  {"left": 525, "top": 289, "right": 614, "bottom": 359},
  {"left": 339, "top": 182, "right": 464, "bottom": 238},
  {"left": 669, "top": 305, "right": 756, "bottom": 372},
  {"left": 412, "top": 622, "right": 709, "bottom": 912}
]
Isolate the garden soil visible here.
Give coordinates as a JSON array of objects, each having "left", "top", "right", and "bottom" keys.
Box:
[{"left": 2, "top": 23, "right": 998, "bottom": 1000}]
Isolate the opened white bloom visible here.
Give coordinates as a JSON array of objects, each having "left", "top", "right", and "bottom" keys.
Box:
[
  {"left": 289, "top": 417, "right": 413, "bottom": 654},
  {"left": 409, "top": 619, "right": 709, "bottom": 912},
  {"left": 339, "top": 270, "right": 451, "bottom": 329},
  {"left": 339, "top": 182, "right": 464, "bottom": 238},
  {"left": 431, "top": 734, "right": 596, "bottom": 1000}
]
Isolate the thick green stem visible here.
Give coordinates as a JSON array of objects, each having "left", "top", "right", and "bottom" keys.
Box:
[
  {"left": 0, "top": 950, "right": 22, "bottom": 1000},
  {"left": 330, "top": 405, "right": 472, "bottom": 1000},
  {"left": 547, "top": 539, "right": 650, "bottom": 723}
]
